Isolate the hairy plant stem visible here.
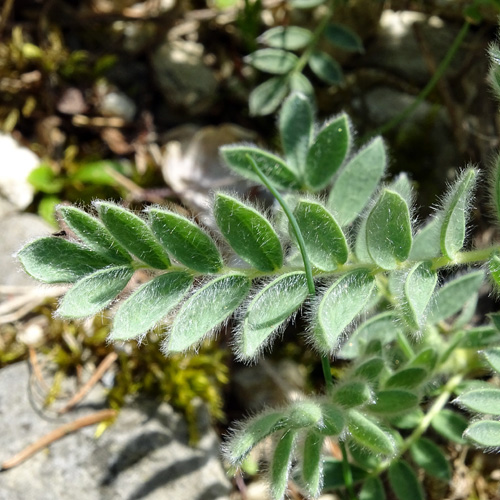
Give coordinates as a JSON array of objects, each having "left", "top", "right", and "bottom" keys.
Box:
[
  {"left": 362, "top": 20, "right": 470, "bottom": 141},
  {"left": 244, "top": 155, "right": 359, "bottom": 499},
  {"left": 372, "top": 372, "right": 464, "bottom": 477}
]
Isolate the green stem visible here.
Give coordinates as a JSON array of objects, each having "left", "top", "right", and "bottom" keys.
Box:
[
  {"left": 372, "top": 372, "right": 464, "bottom": 477},
  {"left": 363, "top": 20, "right": 470, "bottom": 141},
  {"left": 340, "top": 441, "right": 357, "bottom": 500}
]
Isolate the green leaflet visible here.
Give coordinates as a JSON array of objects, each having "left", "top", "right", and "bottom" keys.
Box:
[
  {"left": 312, "top": 270, "right": 375, "bottom": 353},
  {"left": 95, "top": 202, "right": 170, "bottom": 269},
  {"left": 286, "top": 400, "right": 322, "bottom": 429},
  {"left": 390, "top": 409, "right": 424, "bottom": 430},
  {"left": 384, "top": 367, "right": 428, "bottom": 389},
  {"left": 290, "top": 0, "right": 325, "bottom": 8},
  {"left": 464, "top": 420, "right": 500, "bottom": 447},
  {"left": 409, "top": 348, "right": 438, "bottom": 371},
  {"left": 167, "top": 274, "right": 250, "bottom": 353},
  {"left": 324, "top": 23, "right": 364, "bottom": 53},
  {"left": 368, "top": 390, "right": 418, "bottom": 415},
  {"left": 279, "top": 92, "right": 313, "bottom": 177},
  {"left": 57, "top": 265, "right": 134, "bottom": 318},
  {"left": 110, "top": 272, "right": 193, "bottom": 341},
  {"left": 308, "top": 50, "right": 342, "bottom": 85},
  {"left": 148, "top": 209, "right": 222, "bottom": 273},
  {"left": 353, "top": 357, "right": 385, "bottom": 381},
  {"left": 349, "top": 441, "right": 381, "bottom": 470},
  {"left": 490, "top": 254, "right": 500, "bottom": 289},
  {"left": 238, "top": 272, "right": 308, "bottom": 359},
  {"left": 347, "top": 410, "right": 395, "bottom": 456},
  {"left": 366, "top": 189, "right": 412, "bottom": 270},
  {"left": 214, "top": 194, "right": 283, "bottom": 272},
  {"left": 58, "top": 206, "right": 132, "bottom": 264},
  {"left": 388, "top": 460, "right": 425, "bottom": 500},
  {"left": 430, "top": 409, "right": 467, "bottom": 444},
  {"left": 259, "top": 26, "right": 313, "bottom": 50},
  {"left": 409, "top": 217, "right": 441, "bottom": 260},
  {"left": 354, "top": 216, "right": 372, "bottom": 263},
  {"left": 17, "top": 237, "right": 114, "bottom": 284},
  {"left": 439, "top": 168, "right": 478, "bottom": 259},
  {"left": 409, "top": 437, "right": 451, "bottom": 481},
  {"left": 339, "top": 311, "right": 401, "bottom": 359},
  {"left": 460, "top": 326, "right": 500, "bottom": 349},
  {"left": 328, "top": 137, "right": 386, "bottom": 226},
  {"left": 249, "top": 77, "right": 289, "bottom": 117},
  {"left": 289, "top": 73, "right": 314, "bottom": 100},
  {"left": 456, "top": 388, "right": 500, "bottom": 415},
  {"left": 270, "top": 430, "right": 296, "bottom": 500},
  {"left": 401, "top": 262, "right": 437, "bottom": 329},
  {"left": 360, "top": 477, "right": 386, "bottom": 500},
  {"left": 323, "top": 458, "right": 368, "bottom": 490},
  {"left": 226, "top": 411, "right": 285, "bottom": 464},
  {"left": 427, "top": 270, "right": 485, "bottom": 324},
  {"left": 301, "top": 430, "right": 324, "bottom": 498},
  {"left": 245, "top": 49, "right": 298, "bottom": 74},
  {"left": 220, "top": 145, "right": 299, "bottom": 190},
  {"left": 484, "top": 347, "right": 500, "bottom": 373},
  {"left": 332, "top": 381, "right": 372, "bottom": 408},
  {"left": 318, "top": 403, "right": 345, "bottom": 435},
  {"left": 292, "top": 200, "right": 348, "bottom": 271},
  {"left": 305, "top": 113, "right": 351, "bottom": 190}
]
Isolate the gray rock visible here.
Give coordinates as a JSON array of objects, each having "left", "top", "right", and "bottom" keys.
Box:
[
  {"left": 151, "top": 40, "right": 218, "bottom": 114},
  {"left": 0, "top": 362, "right": 231, "bottom": 500},
  {"left": 0, "top": 134, "right": 40, "bottom": 218},
  {"left": 0, "top": 213, "right": 53, "bottom": 287}
]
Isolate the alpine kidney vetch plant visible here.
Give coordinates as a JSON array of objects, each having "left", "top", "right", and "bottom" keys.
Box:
[{"left": 17, "top": 47, "right": 500, "bottom": 500}]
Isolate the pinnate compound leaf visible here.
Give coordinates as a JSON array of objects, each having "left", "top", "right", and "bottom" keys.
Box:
[
  {"left": 238, "top": 272, "right": 308, "bottom": 359},
  {"left": 96, "top": 202, "right": 170, "bottom": 269},
  {"left": 439, "top": 168, "right": 478, "bottom": 259},
  {"left": 292, "top": 200, "right": 348, "bottom": 271},
  {"left": 456, "top": 388, "right": 500, "bottom": 415},
  {"left": 279, "top": 92, "right": 313, "bottom": 177},
  {"left": 312, "top": 270, "right": 375, "bottom": 353},
  {"left": 402, "top": 262, "right": 437, "bottom": 329},
  {"left": 148, "top": 208, "right": 222, "bottom": 273},
  {"left": 328, "top": 137, "right": 386, "bottom": 226},
  {"left": 484, "top": 348, "right": 500, "bottom": 373},
  {"left": 347, "top": 410, "right": 395, "bottom": 456},
  {"left": 366, "top": 189, "right": 412, "bottom": 270},
  {"left": 167, "top": 274, "right": 251, "bottom": 353},
  {"left": 59, "top": 206, "right": 132, "bottom": 264},
  {"left": 301, "top": 430, "right": 324, "bottom": 498},
  {"left": 270, "top": 431, "right": 296, "bottom": 500},
  {"left": 388, "top": 460, "right": 425, "bottom": 500},
  {"left": 18, "top": 238, "right": 113, "bottom": 284},
  {"left": 324, "top": 23, "right": 364, "bottom": 53},
  {"left": 110, "top": 272, "right": 192, "bottom": 341},
  {"left": 409, "top": 437, "right": 451, "bottom": 481},
  {"left": 305, "top": 113, "right": 351, "bottom": 190},
  {"left": 369, "top": 390, "right": 418, "bottom": 415},
  {"left": 385, "top": 367, "right": 428, "bottom": 389},
  {"left": 249, "top": 77, "right": 289, "bottom": 116},
  {"left": 464, "top": 420, "right": 500, "bottom": 447},
  {"left": 245, "top": 49, "right": 298, "bottom": 75},
  {"left": 57, "top": 265, "right": 134, "bottom": 318},
  {"left": 214, "top": 194, "right": 283, "bottom": 272},
  {"left": 309, "top": 50, "right": 342, "bottom": 85},
  {"left": 360, "top": 477, "right": 386, "bottom": 500},
  {"left": 427, "top": 270, "right": 485, "bottom": 324},
  {"left": 226, "top": 411, "right": 285, "bottom": 464},
  {"left": 431, "top": 409, "right": 467, "bottom": 444},
  {"left": 259, "top": 26, "right": 313, "bottom": 50},
  {"left": 220, "top": 145, "right": 300, "bottom": 190}
]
